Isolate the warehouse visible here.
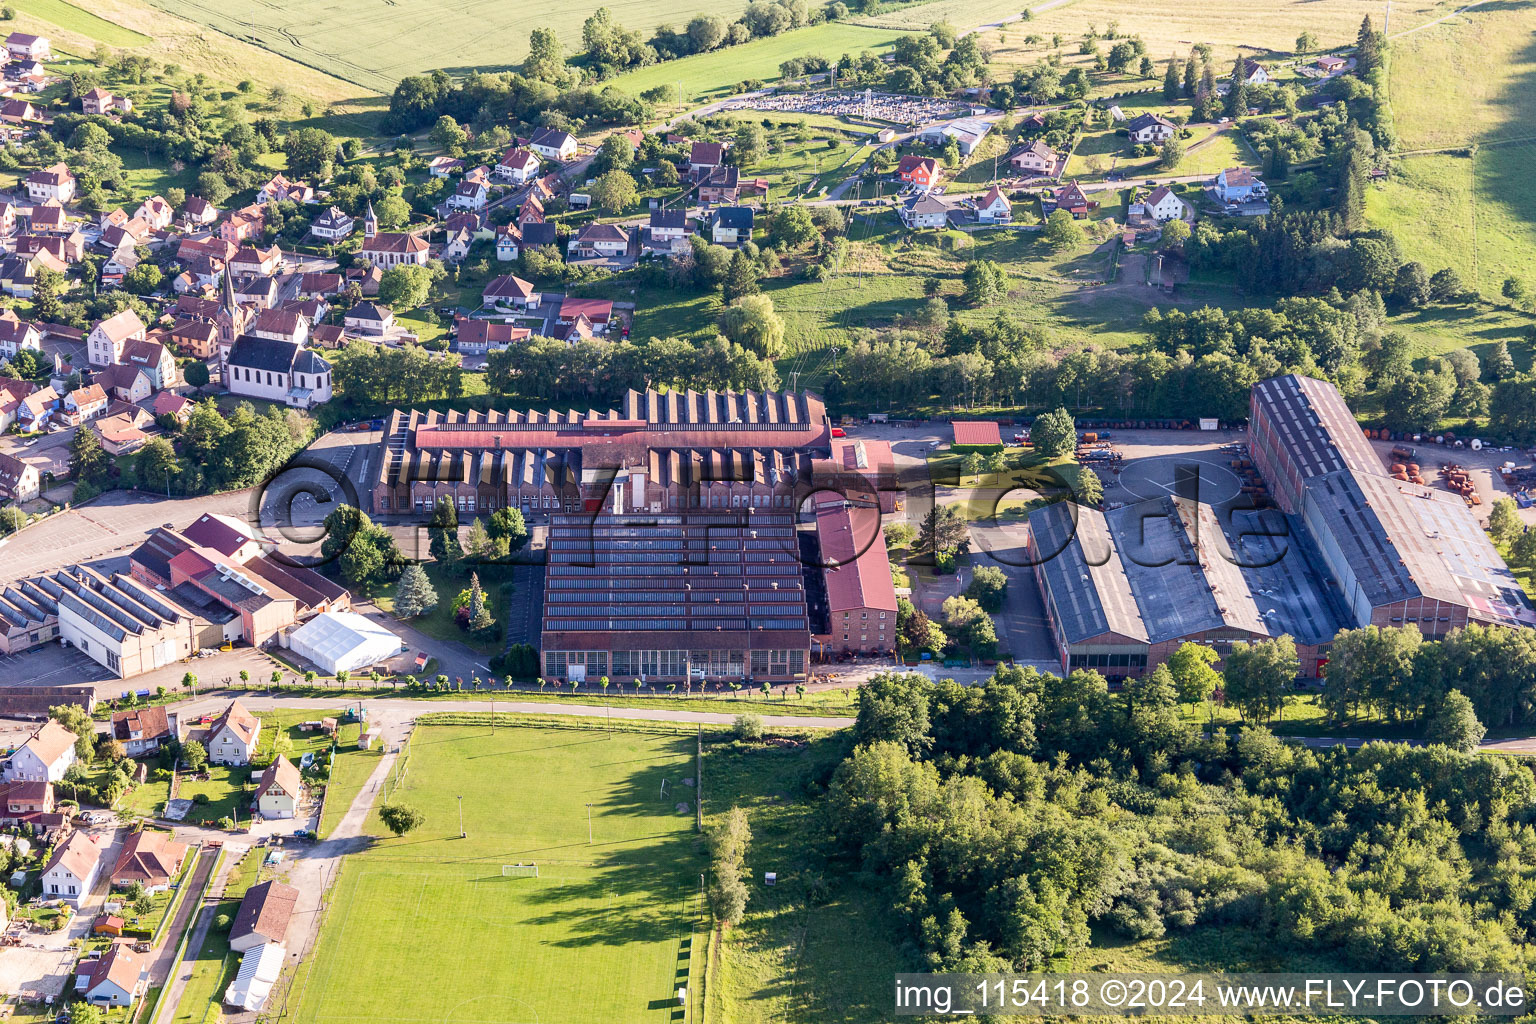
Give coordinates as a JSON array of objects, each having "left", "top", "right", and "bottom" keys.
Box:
[
  {"left": 1250, "top": 374, "right": 1535, "bottom": 635},
  {"left": 540, "top": 512, "right": 812, "bottom": 685}
]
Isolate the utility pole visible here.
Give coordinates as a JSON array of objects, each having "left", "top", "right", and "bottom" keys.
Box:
[
  {"left": 586, "top": 803, "right": 594, "bottom": 843},
  {"left": 457, "top": 795, "right": 464, "bottom": 838}
]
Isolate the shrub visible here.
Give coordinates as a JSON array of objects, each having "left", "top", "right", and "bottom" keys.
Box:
[
  {"left": 192, "top": 793, "right": 209, "bottom": 805},
  {"left": 734, "top": 714, "right": 764, "bottom": 741},
  {"left": 214, "top": 912, "right": 231, "bottom": 931}
]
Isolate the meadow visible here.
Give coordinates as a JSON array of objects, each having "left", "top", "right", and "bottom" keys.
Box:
[
  {"left": 283, "top": 726, "right": 703, "bottom": 1024},
  {"left": 608, "top": 23, "right": 910, "bottom": 104},
  {"left": 1368, "top": 2, "right": 1536, "bottom": 297}
]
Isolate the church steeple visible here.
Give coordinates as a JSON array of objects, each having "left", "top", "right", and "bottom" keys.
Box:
[
  {"left": 363, "top": 200, "right": 377, "bottom": 239},
  {"left": 220, "top": 260, "right": 237, "bottom": 314}
]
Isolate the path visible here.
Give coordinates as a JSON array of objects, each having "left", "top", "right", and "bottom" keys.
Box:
[
  {"left": 151, "top": 842, "right": 249, "bottom": 1024},
  {"left": 143, "top": 847, "right": 217, "bottom": 991},
  {"left": 1389, "top": 0, "right": 1490, "bottom": 39}
]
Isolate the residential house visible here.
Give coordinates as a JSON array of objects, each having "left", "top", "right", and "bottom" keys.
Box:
[
  {"left": 900, "top": 193, "right": 950, "bottom": 229},
  {"left": 207, "top": 699, "right": 261, "bottom": 765},
  {"left": 441, "top": 225, "right": 473, "bottom": 263},
  {"left": 975, "top": 186, "right": 1012, "bottom": 224},
  {"left": 253, "top": 755, "right": 301, "bottom": 819},
  {"left": 1052, "top": 180, "right": 1091, "bottom": 218},
  {"left": 177, "top": 236, "right": 236, "bottom": 265},
  {"left": 152, "top": 391, "right": 192, "bottom": 425},
  {"left": 110, "top": 827, "right": 187, "bottom": 891},
  {"left": 710, "top": 206, "right": 754, "bottom": 246},
  {"left": 0, "top": 98, "right": 39, "bottom": 124},
  {"left": 520, "top": 221, "right": 558, "bottom": 253},
  {"left": 4, "top": 721, "right": 77, "bottom": 782},
  {"left": 0, "top": 451, "right": 39, "bottom": 502},
  {"left": 1134, "top": 185, "right": 1187, "bottom": 222},
  {"left": 16, "top": 385, "right": 57, "bottom": 432},
  {"left": 0, "top": 201, "right": 14, "bottom": 234},
  {"left": 62, "top": 383, "right": 109, "bottom": 425},
  {"left": 81, "top": 87, "right": 131, "bottom": 115},
  {"left": 427, "top": 156, "right": 464, "bottom": 177},
  {"left": 916, "top": 117, "right": 991, "bottom": 156},
  {"left": 282, "top": 297, "right": 327, "bottom": 324},
  {"left": 76, "top": 945, "right": 146, "bottom": 1008},
  {"left": 25, "top": 163, "right": 75, "bottom": 204},
  {"left": 179, "top": 196, "right": 218, "bottom": 229},
  {"left": 310, "top": 324, "right": 347, "bottom": 349},
  {"left": 550, "top": 314, "right": 593, "bottom": 343},
  {"left": 1126, "top": 112, "right": 1177, "bottom": 144},
  {"left": 359, "top": 212, "right": 430, "bottom": 268},
  {"left": 298, "top": 272, "right": 344, "bottom": 298},
  {"left": 28, "top": 202, "right": 67, "bottom": 234},
  {"left": 1008, "top": 139, "right": 1061, "bottom": 175},
  {"left": 134, "top": 196, "right": 174, "bottom": 231},
  {"left": 250, "top": 307, "right": 309, "bottom": 346},
  {"left": 93, "top": 364, "right": 153, "bottom": 406},
  {"left": 1243, "top": 59, "right": 1269, "bottom": 85},
  {"left": 229, "top": 880, "right": 299, "bottom": 952},
  {"left": 1212, "top": 166, "right": 1266, "bottom": 203},
  {"left": 568, "top": 222, "right": 629, "bottom": 259},
  {"left": 0, "top": 317, "right": 42, "bottom": 360},
  {"left": 110, "top": 706, "right": 176, "bottom": 758},
  {"left": 226, "top": 337, "right": 332, "bottom": 408},
  {"left": 557, "top": 297, "right": 612, "bottom": 332},
  {"left": 647, "top": 209, "right": 688, "bottom": 246},
  {"left": 0, "top": 255, "right": 36, "bottom": 298},
  {"left": 20, "top": 230, "right": 85, "bottom": 263},
  {"left": 455, "top": 318, "right": 531, "bottom": 354},
  {"left": 309, "top": 206, "right": 353, "bottom": 241},
  {"left": 98, "top": 216, "right": 152, "bottom": 251},
  {"left": 346, "top": 264, "right": 383, "bottom": 296},
  {"left": 0, "top": 780, "right": 53, "bottom": 819},
  {"left": 43, "top": 833, "right": 101, "bottom": 904},
  {"left": 495, "top": 223, "right": 521, "bottom": 262},
  {"left": 257, "top": 174, "right": 313, "bottom": 205},
  {"left": 695, "top": 165, "right": 740, "bottom": 204},
  {"left": 897, "top": 155, "right": 939, "bottom": 190},
  {"left": 0, "top": 378, "right": 37, "bottom": 433},
  {"left": 230, "top": 245, "right": 283, "bottom": 278},
  {"left": 5, "top": 32, "right": 50, "bottom": 60},
  {"left": 88, "top": 310, "right": 148, "bottom": 367},
  {"left": 1316, "top": 55, "right": 1347, "bottom": 73},
  {"left": 233, "top": 275, "right": 279, "bottom": 310},
  {"left": 343, "top": 301, "right": 394, "bottom": 336},
  {"left": 527, "top": 128, "right": 577, "bottom": 162},
  {"left": 483, "top": 274, "right": 539, "bottom": 311},
  {"left": 449, "top": 179, "right": 488, "bottom": 211},
  {"left": 493, "top": 148, "right": 540, "bottom": 187},
  {"left": 167, "top": 320, "right": 220, "bottom": 360},
  {"left": 219, "top": 204, "right": 265, "bottom": 244},
  {"left": 100, "top": 249, "right": 140, "bottom": 290},
  {"left": 689, "top": 141, "right": 728, "bottom": 177}
]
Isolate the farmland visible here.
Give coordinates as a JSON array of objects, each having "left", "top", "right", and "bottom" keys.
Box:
[
  {"left": 283, "top": 725, "right": 703, "bottom": 1024},
  {"left": 608, "top": 23, "right": 910, "bottom": 104}
]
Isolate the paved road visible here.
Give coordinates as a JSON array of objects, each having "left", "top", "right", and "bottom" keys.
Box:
[
  {"left": 143, "top": 845, "right": 217, "bottom": 990},
  {"left": 151, "top": 843, "right": 247, "bottom": 1024}
]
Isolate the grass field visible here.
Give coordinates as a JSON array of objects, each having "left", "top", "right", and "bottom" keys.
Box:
[
  {"left": 609, "top": 23, "right": 910, "bottom": 104},
  {"left": 15, "top": 0, "right": 149, "bottom": 46},
  {"left": 285, "top": 726, "right": 702, "bottom": 1024},
  {"left": 1369, "top": 2, "right": 1536, "bottom": 298}
]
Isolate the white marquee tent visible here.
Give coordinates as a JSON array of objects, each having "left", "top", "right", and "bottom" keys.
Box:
[
  {"left": 224, "top": 942, "right": 285, "bottom": 1011},
  {"left": 288, "top": 611, "right": 402, "bottom": 675}
]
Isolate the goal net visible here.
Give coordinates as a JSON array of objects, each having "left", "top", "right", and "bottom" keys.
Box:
[{"left": 502, "top": 863, "right": 539, "bottom": 878}]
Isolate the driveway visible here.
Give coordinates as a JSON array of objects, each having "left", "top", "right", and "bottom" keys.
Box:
[{"left": 969, "top": 520, "right": 1062, "bottom": 670}]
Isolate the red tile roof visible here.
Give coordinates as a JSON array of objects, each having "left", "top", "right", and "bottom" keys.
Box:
[
  {"left": 951, "top": 420, "right": 1002, "bottom": 446},
  {"left": 816, "top": 503, "right": 898, "bottom": 614}
]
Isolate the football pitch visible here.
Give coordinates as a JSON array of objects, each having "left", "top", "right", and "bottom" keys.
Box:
[{"left": 286, "top": 726, "right": 703, "bottom": 1024}]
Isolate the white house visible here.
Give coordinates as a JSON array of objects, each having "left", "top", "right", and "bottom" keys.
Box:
[
  {"left": 483, "top": 274, "right": 539, "bottom": 311},
  {"left": 710, "top": 206, "right": 753, "bottom": 246},
  {"left": 76, "top": 946, "right": 147, "bottom": 1008},
  {"left": 495, "top": 148, "right": 540, "bottom": 184},
  {"left": 1135, "top": 185, "right": 1187, "bottom": 222},
  {"left": 42, "top": 831, "right": 102, "bottom": 905},
  {"left": 226, "top": 337, "right": 332, "bottom": 408},
  {"left": 110, "top": 706, "right": 174, "bottom": 758},
  {"left": 230, "top": 881, "right": 298, "bottom": 953},
  {"left": 567, "top": 222, "right": 629, "bottom": 259},
  {"left": 310, "top": 206, "right": 354, "bottom": 241},
  {"left": 254, "top": 755, "right": 301, "bottom": 819},
  {"left": 134, "top": 196, "right": 174, "bottom": 231},
  {"left": 900, "top": 193, "right": 950, "bottom": 230},
  {"left": 207, "top": 699, "right": 262, "bottom": 765},
  {"left": 449, "top": 180, "right": 488, "bottom": 211},
  {"left": 343, "top": 301, "right": 394, "bottom": 336},
  {"left": 0, "top": 316, "right": 42, "bottom": 360},
  {"left": 25, "top": 162, "right": 76, "bottom": 204},
  {"left": 224, "top": 943, "right": 285, "bottom": 1012},
  {"left": 4, "top": 720, "right": 78, "bottom": 782},
  {"left": 527, "top": 128, "right": 577, "bottom": 162},
  {"left": 495, "top": 223, "right": 521, "bottom": 262},
  {"left": 88, "top": 309, "right": 148, "bottom": 367},
  {"left": 1007, "top": 139, "right": 1060, "bottom": 176},
  {"left": 1243, "top": 59, "right": 1269, "bottom": 85},
  {"left": 1126, "top": 112, "right": 1177, "bottom": 144},
  {"left": 976, "top": 186, "right": 1012, "bottom": 224},
  {"left": 5, "top": 32, "right": 50, "bottom": 60}
]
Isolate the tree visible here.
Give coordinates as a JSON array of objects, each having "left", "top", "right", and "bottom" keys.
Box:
[
  {"left": 429, "top": 115, "right": 468, "bottom": 156},
  {"left": 182, "top": 740, "right": 208, "bottom": 772},
  {"left": 377, "top": 264, "right": 432, "bottom": 311},
  {"left": 1159, "top": 138, "right": 1184, "bottom": 170},
  {"left": 1429, "top": 267, "right": 1466, "bottom": 303},
  {"left": 525, "top": 27, "right": 570, "bottom": 84},
  {"left": 597, "top": 133, "right": 633, "bottom": 173},
  {"left": 1295, "top": 31, "right": 1317, "bottom": 56},
  {"left": 50, "top": 704, "right": 96, "bottom": 760},
  {"left": 1425, "top": 690, "right": 1485, "bottom": 753},
  {"left": 966, "top": 565, "right": 1008, "bottom": 611},
  {"left": 1392, "top": 261, "right": 1432, "bottom": 308},
  {"left": 733, "top": 122, "right": 768, "bottom": 165},
  {"left": 770, "top": 204, "right": 817, "bottom": 248},
  {"left": 1489, "top": 498, "right": 1522, "bottom": 548},
  {"left": 1043, "top": 208, "right": 1083, "bottom": 249},
  {"left": 378, "top": 802, "right": 425, "bottom": 836},
  {"left": 961, "top": 451, "right": 982, "bottom": 482},
  {"left": 687, "top": 14, "right": 727, "bottom": 52},
  {"left": 464, "top": 517, "right": 492, "bottom": 559},
  {"left": 488, "top": 506, "right": 528, "bottom": 551},
  {"left": 1167, "top": 642, "right": 1220, "bottom": 720},
  {"left": 962, "top": 260, "right": 1009, "bottom": 305},
  {"left": 591, "top": 169, "right": 638, "bottom": 213},
  {"left": 428, "top": 496, "right": 461, "bottom": 563},
  {"left": 1355, "top": 14, "right": 1381, "bottom": 76},
  {"left": 466, "top": 572, "right": 494, "bottom": 633},
  {"left": 1224, "top": 56, "right": 1249, "bottom": 118},
  {"left": 1222, "top": 636, "right": 1299, "bottom": 723},
  {"left": 1488, "top": 339, "right": 1516, "bottom": 380},
  {"left": 1030, "top": 407, "right": 1076, "bottom": 457},
  {"left": 184, "top": 360, "right": 210, "bottom": 388},
  {"left": 138, "top": 437, "right": 180, "bottom": 493},
  {"left": 718, "top": 294, "right": 784, "bottom": 358},
  {"left": 124, "top": 262, "right": 163, "bottom": 295},
  {"left": 1162, "top": 56, "right": 1180, "bottom": 100},
  {"left": 394, "top": 563, "right": 439, "bottom": 618},
  {"left": 283, "top": 127, "right": 338, "bottom": 181},
  {"left": 917, "top": 504, "right": 968, "bottom": 556},
  {"left": 722, "top": 248, "right": 761, "bottom": 302},
  {"left": 707, "top": 806, "right": 752, "bottom": 926},
  {"left": 70, "top": 425, "right": 110, "bottom": 485},
  {"left": 1160, "top": 218, "right": 1190, "bottom": 251}
]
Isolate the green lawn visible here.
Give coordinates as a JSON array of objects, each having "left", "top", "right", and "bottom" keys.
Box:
[
  {"left": 285, "top": 726, "right": 701, "bottom": 1024},
  {"left": 317, "top": 745, "right": 383, "bottom": 838},
  {"left": 609, "top": 23, "right": 908, "bottom": 104},
  {"left": 373, "top": 560, "right": 514, "bottom": 656},
  {"left": 175, "top": 766, "right": 249, "bottom": 826},
  {"left": 15, "top": 0, "right": 151, "bottom": 45},
  {"left": 168, "top": 850, "right": 263, "bottom": 1024},
  {"left": 703, "top": 736, "right": 906, "bottom": 1022}
]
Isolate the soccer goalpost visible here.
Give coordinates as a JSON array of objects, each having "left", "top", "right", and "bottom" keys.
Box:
[{"left": 502, "top": 863, "right": 539, "bottom": 878}]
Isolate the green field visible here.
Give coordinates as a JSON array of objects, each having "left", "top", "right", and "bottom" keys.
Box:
[
  {"left": 1366, "top": 1, "right": 1536, "bottom": 299},
  {"left": 285, "top": 726, "right": 702, "bottom": 1024},
  {"left": 609, "top": 23, "right": 909, "bottom": 104},
  {"left": 14, "top": 0, "right": 150, "bottom": 46}
]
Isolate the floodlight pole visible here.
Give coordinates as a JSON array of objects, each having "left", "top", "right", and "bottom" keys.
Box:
[
  {"left": 458, "top": 794, "right": 464, "bottom": 838},
  {"left": 586, "top": 802, "right": 593, "bottom": 844}
]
